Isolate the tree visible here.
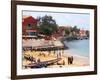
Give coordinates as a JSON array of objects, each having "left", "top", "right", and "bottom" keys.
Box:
[
  {"left": 65, "top": 27, "right": 71, "bottom": 36},
  {"left": 72, "top": 26, "right": 80, "bottom": 34},
  {"left": 37, "top": 15, "right": 58, "bottom": 36}
]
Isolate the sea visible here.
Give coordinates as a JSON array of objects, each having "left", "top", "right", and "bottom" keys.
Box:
[{"left": 64, "top": 40, "right": 89, "bottom": 57}]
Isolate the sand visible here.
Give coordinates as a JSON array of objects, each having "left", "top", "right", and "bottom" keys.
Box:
[{"left": 22, "top": 50, "right": 89, "bottom": 68}]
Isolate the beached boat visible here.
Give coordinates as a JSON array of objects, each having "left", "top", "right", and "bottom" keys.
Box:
[{"left": 25, "top": 58, "right": 61, "bottom": 68}]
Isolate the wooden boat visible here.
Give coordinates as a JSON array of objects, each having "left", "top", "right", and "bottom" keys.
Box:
[{"left": 25, "top": 58, "right": 61, "bottom": 68}]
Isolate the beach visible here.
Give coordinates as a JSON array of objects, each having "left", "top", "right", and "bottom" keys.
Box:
[
  {"left": 22, "top": 38, "right": 89, "bottom": 68},
  {"left": 22, "top": 50, "right": 89, "bottom": 68}
]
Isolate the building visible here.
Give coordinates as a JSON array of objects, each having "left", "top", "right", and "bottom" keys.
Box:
[
  {"left": 22, "top": 16, "right": 38, "bottom": 36},
  {"left": 79, "top": 29, "right": 87, "bottom": 37}
]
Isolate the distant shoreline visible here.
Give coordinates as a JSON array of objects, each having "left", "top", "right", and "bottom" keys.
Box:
[{"left": 62, "top": 39, "right": 89, "bottom": 57}]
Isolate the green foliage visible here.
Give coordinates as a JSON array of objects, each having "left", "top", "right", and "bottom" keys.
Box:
[
  {"left": 72, "top": 26, "right": 80, "bottom": 33},
  {"left": 36, "top": 15, "right": 89, "bottom": 39},
  {"left": 37, "top": 15, "right": 58, "bottom": 36},
  {"left": 65, "top": 27, "right": 71, "bottom": 35}
]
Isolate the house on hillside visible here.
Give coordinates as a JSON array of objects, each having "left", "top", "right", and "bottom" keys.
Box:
[
  {"left": 79, "top": 29, "right": 87, "bottom": 37},
  {"left": 58, "top": 27, "right": 66, "bottom": 37},
  {"left": 52, "top": 27, "right": 66, "bottom": 40}
]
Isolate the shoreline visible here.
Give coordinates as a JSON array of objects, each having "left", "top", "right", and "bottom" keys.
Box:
[
  {"left": 22, "top": 39, "right": 89, "bottom": 68},
  {"left": 64, "top": 50, "right": 89, "bottom": 59},
  {"left": 63, "top": 51, "right": 89, "bottom": 66},
  {"left": 63, "top": 39, "right": 89, "bottom": 56}
]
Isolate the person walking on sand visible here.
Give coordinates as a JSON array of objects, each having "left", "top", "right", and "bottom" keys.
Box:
[
  {"left": 71, "top": 56, "right": 73, "bottom": 64},
  {"left": 68, "top": 56, "right": 73, "bottom": 65},
  {"left": 68, "top": 57, "right": 70, "bottom": 65}
]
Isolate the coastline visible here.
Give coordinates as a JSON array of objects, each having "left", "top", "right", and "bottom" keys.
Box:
[
  {"left": 22, "top": 39, "right": 89, "bottom": 68},
  {"left": 63, "top": 50, "right": 89, "bottom": 66}
]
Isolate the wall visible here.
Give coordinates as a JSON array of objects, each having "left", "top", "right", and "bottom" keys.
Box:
[{"left": 0, "top": 0, "right": 99, "bottom": 80}]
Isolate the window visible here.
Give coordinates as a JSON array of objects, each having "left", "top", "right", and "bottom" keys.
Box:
[{"left": 27, "top": 23, "right": 33, "bottom": 29}]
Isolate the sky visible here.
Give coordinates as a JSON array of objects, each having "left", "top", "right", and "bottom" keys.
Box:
[{"left": 23, "top": 10, "right": 90, "bottom": 30}]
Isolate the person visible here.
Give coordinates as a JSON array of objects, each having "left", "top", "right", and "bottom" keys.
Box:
[
  {"left": 37, "top": 58, "right": 41, "bottom": 63},
  {"left": 30, "top": 47, "right": 32, "bottom": 52},
  {"left": 57, "top": 53, "right": 59, "bottom": 59},
  {"left": 68, "top": 56, "right": 73, "bottom": 65},
  {"left": 63, "top": 60, "right": 65, "bottom": 65},
  {"left": 59, "top": 52, "right": 61, "bottom": 58},
  {"left": 68, "top": 57, "right": 71, "bottom": 65},
  {"left": 71, "top": 56, "right": 73, "bottom": 64},
  {"left": 43, "top": 53, "right": 45, "bottom": 57}
]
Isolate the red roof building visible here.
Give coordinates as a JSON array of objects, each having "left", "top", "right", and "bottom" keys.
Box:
[
  {"left": 22, "top": 16, "right": 38, "bottom": 27},
  {"left": 22, "top": 16, "right": 38, "bottom": 36}
]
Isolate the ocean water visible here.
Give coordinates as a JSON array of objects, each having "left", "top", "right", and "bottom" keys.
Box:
[{"left": 64, "top": 40, "right": 89, "bottom": 57}]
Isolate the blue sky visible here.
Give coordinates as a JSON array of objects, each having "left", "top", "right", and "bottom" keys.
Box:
[{"left": 23, "top": 11, "right": 90, "bottom": 30}]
